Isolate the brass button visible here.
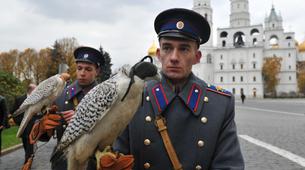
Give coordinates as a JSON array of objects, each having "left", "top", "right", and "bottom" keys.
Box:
[
  {"left": 195, "top": 165, "right": 202, "bottom": 170},
  {"left": 144, "top": 162, "right": 151, "bottom": 169},
  {"left": 65, "top": 101, "right": 69, "bottom": 104},
  {"left": 198, "top": 140, "right": 205, "bottom": 147},
  {"left": 144, "top": 139, "right": 151, "bottom": 146},
  {"left": 145, "top": 116, "right": 152, "bottom": 122},
  {"left": 146, "top": 96, "right": 150, "bottom": 101},
  {"left": 204, "top": 96, "right": 209, "bottom": 102},
  {"left": 201, "top": 117, "right": 208, "bottom": 124}
]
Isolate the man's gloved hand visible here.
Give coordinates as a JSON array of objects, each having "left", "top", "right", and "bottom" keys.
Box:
[
  {"left": 7, "top": 114, "right": 16, "bottom": 126},
  {"left": 96, "top": 146, "right": 134, "bottom": 170},
  {"left": 29, "top": 106, "right": 62, "bottom": 144}
]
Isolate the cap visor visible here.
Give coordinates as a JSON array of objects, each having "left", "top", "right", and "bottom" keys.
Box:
[
  {"left": 159, "top": 32, "right": 198, "bottom": 43},
  {"left": 75, "top": 59, "right": 95, "bottom": 65}
]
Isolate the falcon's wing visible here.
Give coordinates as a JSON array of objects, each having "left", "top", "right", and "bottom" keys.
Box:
[{"left": 13, "top": 75, "right": 60, "bottom": 116}]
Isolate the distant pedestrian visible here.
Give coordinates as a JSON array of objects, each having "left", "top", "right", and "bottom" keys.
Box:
[
  {"left": 10, "top": 84, "right": 37, "bottom": 167},
  {"left": 0, "top": 95, "right": 8, "bottom": 156},
  {"left": 241, "top": 92, "right": 246, "bottom": 104}
]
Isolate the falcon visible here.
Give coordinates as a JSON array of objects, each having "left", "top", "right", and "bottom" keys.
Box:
[
  {"left": 14, "top": 73, "right": 70, "bottom": 137},
  {"left": 51, "top": 56, "right": 159, "bottom": 170}
]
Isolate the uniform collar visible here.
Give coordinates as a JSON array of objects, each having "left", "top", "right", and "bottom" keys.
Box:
[
  {"left": 147, "top": 73, "right": 207, "bottom": 116},
  {"left": 67, "top": 80, "right": 97, "bottom": 100}
]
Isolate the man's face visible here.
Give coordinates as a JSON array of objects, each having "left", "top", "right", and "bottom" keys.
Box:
[
  {"left": 76, "top": 62, "right": 99, "bottom": 86},
  {"left": 157, "top": 37, "right": 201, "bottom": 83}
]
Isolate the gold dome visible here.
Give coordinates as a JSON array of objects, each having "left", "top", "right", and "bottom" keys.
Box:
[
  {"left": 299, "top": 40, "right": 305, "bottom": 52},
  {"left": 148, "top": 41, "right": 157, "bottom": 56}
]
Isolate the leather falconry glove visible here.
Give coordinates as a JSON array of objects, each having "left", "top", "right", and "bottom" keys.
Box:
[
  {"left": 21, "top": 154, "right": 34, "bottom": 170},
  {"left": 96, "top": 146, "right": 134, "bottom": 170},
  {"left": 29, "top": 105, "right": 62, "bottom": 144}
]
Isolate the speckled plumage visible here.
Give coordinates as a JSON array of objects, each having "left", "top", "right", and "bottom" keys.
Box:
[
  {"left": 14, "top": 73, "right": 69, "bottom": 137},
  {"left": 52, "top": 59, "right": 159, "bottom": 170},
  {"left": 57, "top": 78, "right": 119, "bottom": 151}
]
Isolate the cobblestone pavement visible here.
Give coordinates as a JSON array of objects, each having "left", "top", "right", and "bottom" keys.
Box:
[{"left": 1, "top": 99, "right": 305, "bottom": 170}]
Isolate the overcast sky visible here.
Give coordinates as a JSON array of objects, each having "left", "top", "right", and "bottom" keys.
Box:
[{"left": 0, "top": 0, "right": 304, "bottom": 68}]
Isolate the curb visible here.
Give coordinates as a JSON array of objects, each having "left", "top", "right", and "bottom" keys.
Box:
[{"left": 1, "top": 144, "right": 23, "bottom": 156}]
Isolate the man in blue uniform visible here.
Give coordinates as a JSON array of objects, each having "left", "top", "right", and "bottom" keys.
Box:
[
  {"left": 29, "top": 46, "right": 105, "bottom": 170},
  {"left": 112, "top": 8, "right": 244, "bottom": 170}
]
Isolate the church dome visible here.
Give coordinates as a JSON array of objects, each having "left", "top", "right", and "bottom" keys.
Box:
[
  {"left": 148, "top": 41, "right": 157, "bottom": 56},
  {"left": 299, "top": 40, "right": 305, "bottom": 52}
]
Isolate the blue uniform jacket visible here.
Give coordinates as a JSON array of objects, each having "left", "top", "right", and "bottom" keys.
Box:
[
  {"left": 54, "top": 80, "right": 97, "bottom": 141},
  {"left": 114, "top": 73, "right": 244, "bottom": 170}
]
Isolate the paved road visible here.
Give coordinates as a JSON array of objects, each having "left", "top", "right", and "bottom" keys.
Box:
[
  {"left": 0, "top": 139, "right": 55, "bottom": 170},
  {"left": 1, "top": 98, "right": 305, "bottom": 170},
  {"left": 235, "top": 98, "right": 305, "bottom": 170}
]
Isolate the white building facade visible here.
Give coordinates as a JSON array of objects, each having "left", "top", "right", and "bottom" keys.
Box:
[{"left": 193, "top": 0, "right": 299, "bottom": 98}]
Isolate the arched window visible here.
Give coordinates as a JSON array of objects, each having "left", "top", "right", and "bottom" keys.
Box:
[
  {"left": 240, "top": 76, "right": 243, "bottom": 82},
  {"left": 232, "top": 76, "right": 235, "bottom": 82},
  {"left": 253, "top": 76, "right": 256, "bottom": 82},
  {"left": 240, "top": 64, "right": 244, "bottom": 69},
  {"left": 233, "top": 32, "right": 245, "bottom": 47},
  {"left": 286, "top": 36, "right": 292, "bottom": 40},
  {"left": 250, "top": 29, "right": 260, "bottom": 36},
  {"left": 204, "top": 13, "right": 208, "bottom": 19},
  {"left": 220, "top": 76, "right": 223, "bottom": 82},
  {"left": 220, "top": 31, "right": 228, "bottom": 38},
  {"left": 269, "top": 35, "right": 279, "bottom": 46},
  {"left": 232, "top": 88, "right": 236, "bottom": 94}
]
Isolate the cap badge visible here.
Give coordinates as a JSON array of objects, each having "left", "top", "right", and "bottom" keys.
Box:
[
  {"left": 176, "top": 21, "right": 184, "bottom": 30},
  {"left": 84, "top": 53, "right": 89, "bottom": 59}
]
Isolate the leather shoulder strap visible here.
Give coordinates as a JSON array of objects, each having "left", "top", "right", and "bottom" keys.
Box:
[{"left": 155, "top": 116, "right": 183, "bottom": 170}]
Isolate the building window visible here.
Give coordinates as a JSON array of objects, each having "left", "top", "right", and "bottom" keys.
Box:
[
  {"left": 253, "top": 53, "right": 256, "bottom": 58},
  {"left": 222, "top": 40, "right": 226, "bottom": 47},
  {"left": 289, "top": 76, "right": 292, "bottom": 81},
  {"left": 232, "top": 88, "right": 236, "bottom": 94},
  {"left": 207, "top": 54, "right": 212, "bottom": 64},
  {"left": 253, "top": 76, "right": 256, "bottom": 82},
  {"left": 288, "top": 53, "right": 291, "bottom": 57},
  {"left": 288, "top": 42, "right": 291, "bottom": 47},
  {"left": 240, "top": 76, "right": 243, "bottom": 82},
  {"left": 289, "top": 65, "right": 291, "bottom": 69},
  {"left": 240, "top": 64, "right": 244, "bottom": 69},
  {"left": 220, "top": 64, "right": 223, "bottom": 70},
  {"left": 220, "top": 55, "right": 223, "bottom": 60},
  {"left": 240, "top": 88, "right": 244, "bottom": 94},
  {"left": 253, "top": 38, "right": 257, "bottom": 45},
  {"left": 220, "top": 77, "right": 223, "bottom": 82},
  {"left": 253, "top": 63, "right": 256, "bottom": 69},
  {"left": 204, "top": 13, "right": 208, "bottom": 19},
  {"left": 232, "top": 64, "right": 235, "bottom": 70},
  {"left": 232, "top": 76, "right": 235, "bottom": 82}
]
